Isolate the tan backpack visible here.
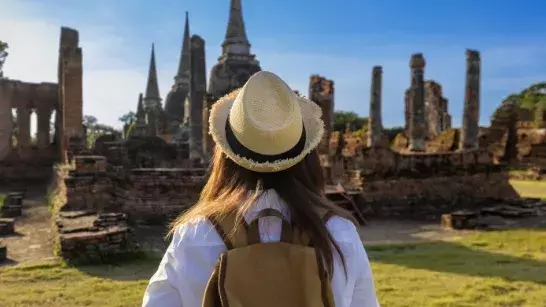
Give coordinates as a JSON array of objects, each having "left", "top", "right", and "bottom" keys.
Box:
[{"left": 202, "top": 208, "right": 336, "bottom": 307}]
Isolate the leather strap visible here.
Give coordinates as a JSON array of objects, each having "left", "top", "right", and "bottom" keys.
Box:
[
  {"left": 208, "top": 214, "right": 249, "bottom": 250},
  {"left": 247, "top": 208, "right": 293, "bottom": 245}
]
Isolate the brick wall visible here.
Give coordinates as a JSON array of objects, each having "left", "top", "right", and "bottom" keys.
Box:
[
  {"left": 113, "top": 168, "right": 205, "bottom": 223},
  {"left": 60, "top": 156, "right": 206, "bottom": 224}
]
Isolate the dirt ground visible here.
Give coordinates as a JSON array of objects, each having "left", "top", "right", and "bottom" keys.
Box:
[
  {"left": 0, "top": 192, "right": 469, "bottom": 266},
  {"left": 0, "top": 185, "right": 543, "bottom": 266},
  {"left": 0, "top": 186, "right": 56, "bottom": 267}
]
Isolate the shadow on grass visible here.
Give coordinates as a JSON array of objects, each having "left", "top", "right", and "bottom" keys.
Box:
[
  {"left": 367, "top": 238, "right": 546, "bottom": 285},
  {"left": 0, "top": 258, "right": 19, "bottom": 268},
  {"left": 0, "top": 231, "right": 24, "bottom": 239},
  {"left": 73, "top": 252, "right": 161, "bottom": 281}
]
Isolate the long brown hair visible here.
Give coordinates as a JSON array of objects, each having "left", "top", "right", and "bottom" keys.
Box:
[{"left": 169, "top": 145, "right": 355, "bottom": 276}]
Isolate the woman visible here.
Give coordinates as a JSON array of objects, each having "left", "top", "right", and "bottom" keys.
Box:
[{"left": 142, "top": 71, "right": 380, "bottom": 307}]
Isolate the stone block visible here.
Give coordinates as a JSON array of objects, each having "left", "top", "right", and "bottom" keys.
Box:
[
  {"left": 74, "top": 155, "right": 108, "bottom": 173},
  {"left": 441, "top": 211, "right": 478, "bottom": 230},
  {"left": 1, "top": 194, "right": 22, "bottom": 218},
  {"left": 55, "top": 210, "right": 139, "bottom": 264},
  {"left": 0, "top": 218, "right": 15, "bottom": 235},
  {"left": 0, "top": 244, "right": 6, "bottom": 263}
]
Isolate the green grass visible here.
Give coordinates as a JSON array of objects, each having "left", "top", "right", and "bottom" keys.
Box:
[
  {"left": 510, "top": 180, "right": 546, "bottom": 199},
  {"left": 1, "top": 229, "right": 545, "bottom": 306},
  {"left": 0, "top": 193, "right": 5, "bottom": 211}
]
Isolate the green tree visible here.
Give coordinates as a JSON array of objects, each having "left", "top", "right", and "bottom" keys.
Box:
[
  {"left": 383, "top": 126, "right": 405, "bottom": 142},
  {"left": 502, "top": 82, "right": 546, "bottom": 111},
  {"left": 119, "top": 111, "right": 136, "bottom": 126},
  {"left": 0, "top": 40, "right": 9, "bottom": 78},
  {"left": 333, "top": 111, "right": 368, "bottom": 132},
  {"left": 83, "top": 115, "right": 118, "bottom": 147}
]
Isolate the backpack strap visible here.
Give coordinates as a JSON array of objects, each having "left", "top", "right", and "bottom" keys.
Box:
[
  {"left": 208, "top": 213, "right": 249, "bottom": 250},
  {"left": 246, "top": 208, "right": 293, "bottom": 245},
  {"left": 292, "top": 209, "right": 335, "bottom": 246}
]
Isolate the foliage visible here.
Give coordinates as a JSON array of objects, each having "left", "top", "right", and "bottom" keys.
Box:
[
  {"left": 501, "top": 82, "right": 546, "bottom": 111},
  {"left": 125, "top": 122, "right": 136, "bottom": 138},
  {"left": 0, "top": 193, "right": 5, "bottom": 211},
  {"left": 333, "top": 111, "right": 368, "bottom": 132},
  {"left": 383, "top": 126, "right": 405, "bottom": 142},
  {"left": 83, "top": 115, "right": 119, "bottom": 148},
  {"left": 0, "top": 40, "right": 8, "bottom": 78},
  {"left": 1, "top": 230, "right": 546, "bottom": 306},
  {"left": 119, "top": 111, "right": 136, "bottom": 126}
]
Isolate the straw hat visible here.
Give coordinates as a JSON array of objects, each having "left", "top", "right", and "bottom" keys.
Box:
[{"left": 209, "top": 71, "right": 324, "bottom": 173}]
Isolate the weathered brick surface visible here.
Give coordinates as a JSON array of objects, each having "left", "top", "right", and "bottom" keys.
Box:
[
  {"left": 55, "top": 211, "right": 138, "bottom": 264},
  {"left": 1, "top": 192, "right": 24, "bottom": 218},
  {"left": 61, "top": 156, "right": 206, "bottom": 224},
  {"left": 309, "top": 75, "right": 335, "bottom": 154},
  {"left": 64, "top": 174, "right": 115, "bottom": 212},
  {"left": 0, "top": 218, "right": 15, "bottom": 235},
  {"left": 74, "top": 155, "right": 108, "bottom": 173},
  {"left": 352, "top": 173, "right": 519, "bottom": 220},
  {"left": 0, "top": 244, "right": 6, "bottom": 263},
  {"left": 114, "top": 168, "right": 206, "bottom": 223}
]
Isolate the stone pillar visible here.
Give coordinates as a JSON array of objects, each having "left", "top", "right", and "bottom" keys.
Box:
[
  {"left": 404, "top": 89, "right": 411, "bottom": 132},
  {"left": 37, "top": 108, "right": 52, "bottom": 148},
  {"left": 202, "top": 94, "right": 216, "bottom": 159},
  {"left": 367, "top": 66, "right": 383, "bottom": 148},
  {"left": 189, "top": 35, "right": 206, "bottom": 161},
  {"left": 58, "top": 27, "right": 84, "bottom": 162},
  {"left": 460, "top": 49, "right": 481, "bottom": 150},
  {"left": 409, "top": 53, "right": 426, "bottom": 151},
  {"left": 309, "top": 75, "right": 334, "bottom": 155},
  {"left": 0, "top": 81, "right": 13, "bottom": 160},
  {"left": 16, "top": 108, "right": 31, "bottom": 150}
]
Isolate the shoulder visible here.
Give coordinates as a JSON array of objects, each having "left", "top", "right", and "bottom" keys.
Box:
[
  {"left": 171, "top": 217, "right": 225, "bottom": 248},
  {"left": 325, "top": 215, "right": 361, "bottom": 244}
]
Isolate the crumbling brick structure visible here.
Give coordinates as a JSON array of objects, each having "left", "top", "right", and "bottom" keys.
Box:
[
  {"left": 0, "top": 27, "right": 83, "bottom": 183},
  {"left": 404, "top": 80, "right": 452, "bottom": 139},
  {"left": 309, "top": 75, "right": 335, "bottom": 155},
  {"left": 424, "top": 81, "right": 452, "bottom": 137}
]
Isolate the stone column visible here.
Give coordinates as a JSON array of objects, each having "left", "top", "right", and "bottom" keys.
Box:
[
  {"left": 367, "top": 66, "right": 383, "bottom": 148},
  {"left": 460, "top": 49, "right": 481, "bottom": 150},
  {"left": 202, "top": 94, "right": 216, "bottom": 159},
  {"left": 309, "top": 75, "right": 334, "bottom": 155},
  {"left": 0, "top": 81, "right": 13, "bottom": 160},
  {"left": 16, "top": 108, "right": 31, "bottom": 150},
  {"left": 59, "top": 27, "right": 84, "bottom": 162},
  {"left": 37, "top": 108, "right": 52, "bottom": 148},
  {"left": 189, "top": 35, "right": 206, "bottom": 161},
  {"left": 409, "top": 53, "right": 426, "bottom": 151}
]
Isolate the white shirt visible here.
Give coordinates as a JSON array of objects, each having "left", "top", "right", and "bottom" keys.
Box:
[{"left": 142, "top": 190, "right": 380, "bottom": 307}]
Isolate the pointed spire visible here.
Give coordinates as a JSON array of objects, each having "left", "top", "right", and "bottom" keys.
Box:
[
  {"left": 136, "top": 93, "right": 145, "bottom": 121},
  {"left": 144, "top": 43, "right": 161, "bottom": 102},
  {"left": 175, "top": 12, "right": 191, "bottom": 84},
  {"left": 222, "top": 0, "right": 250, "bottom": 54}
]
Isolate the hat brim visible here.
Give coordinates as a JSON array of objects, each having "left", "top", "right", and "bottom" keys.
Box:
[{"left": 209, "top": 88, "right": 325, "bottom": 173}]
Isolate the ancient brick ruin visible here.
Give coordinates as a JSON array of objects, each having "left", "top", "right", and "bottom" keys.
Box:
[
  {"left": 0, "top": 27, "right": 83, "bottom": 183},
  {"left": 2, "top": 0, "right": 545, "bottom": 266},
  {"left": 309, "top": 75, "right": 335, "bottom": 155},
  {"left": 318, "top": 49, "right": 546, "bottom": 222}
]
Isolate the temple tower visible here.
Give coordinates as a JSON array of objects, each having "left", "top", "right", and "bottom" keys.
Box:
[
  {"left": 164, "top": 12, "right": 192, "bottom": 134},
  {"left": 207, "top": 0, "right": 261, "bottom": 99},
  {"left": 189, "top": 35, "right": 207, "bottom": 161},
  {"left": 142, "top": 44, "right": 162, "bottom": 136}
]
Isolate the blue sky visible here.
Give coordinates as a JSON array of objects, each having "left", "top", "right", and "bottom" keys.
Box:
[{"left": 2, "top": 0, "right": 546, "bottom": 129}]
